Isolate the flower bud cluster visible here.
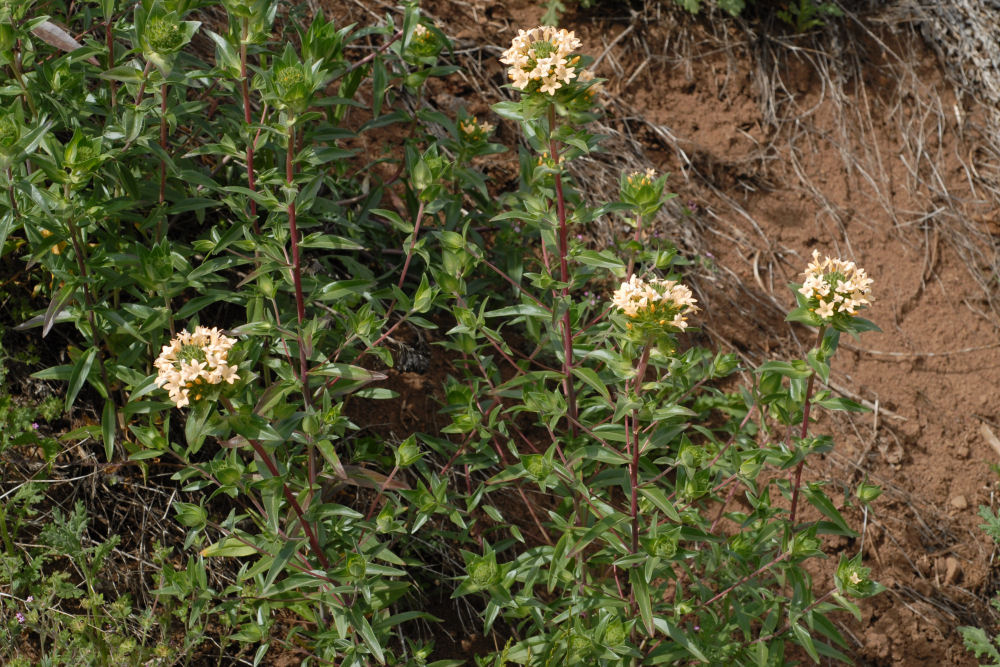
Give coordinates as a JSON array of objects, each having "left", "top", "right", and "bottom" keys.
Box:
[
  {"left": 500, "top": 26, "right": 582, "bottom": 95},
  {"left": 409, "top": 24, "right": 441, "bottom": 58},
  {"left": 626, "top": 168, "right": 655, "bottom": 188},
  {"left": 611, "top": 274, "right": 699, "bottom": 331},
  {"left": 154, "top": 326, "right": 239, "bottom": 408},
  {"left": 275, "top": 64, "right": 306, "bottom": 89},
  {"left": 798, "top": 249, "right": 873, "bottom": 320},
  {"left": 458, "top": 116, "right": 494, "bottom": 143},
  {"left": 146, "top": 16, "right": 184, "bottom": 53}
]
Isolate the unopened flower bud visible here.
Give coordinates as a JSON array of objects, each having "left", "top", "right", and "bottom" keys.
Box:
[{"left": 147, "top": 17, "right": 184, "bottom": 53}]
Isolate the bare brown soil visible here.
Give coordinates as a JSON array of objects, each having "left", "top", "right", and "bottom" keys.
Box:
[{"left": 331, "top": 0, "right": 1000, "bottom": 664}]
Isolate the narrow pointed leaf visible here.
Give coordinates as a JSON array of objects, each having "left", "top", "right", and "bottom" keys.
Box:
[
  {"left": 102, "top": 399, "right": 116, "bottom": 461},
  {"left": 66, "top": 346, "right": 98, "bottom": 413}
]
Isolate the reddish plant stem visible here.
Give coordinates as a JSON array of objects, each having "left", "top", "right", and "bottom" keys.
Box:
[
  {"left": 701, "top": 550, "right": 791, "bottom": 609},
  {"left": 106, "top": 16, "right": 116, "bottom": 109},
  {"left": 547, "top": 105, "right": 578, "bottom": 437},
  {"left": 438, "top": 431, "right": 476, "bottom": 476},
  {"left": 320, "top": 238, "right": 550, "bottom": 396},
  {"left": 6, "top": 168, "right": 18, "bottom": 216},
  {"left": 285, "top": 122, "right": 317, "bottom": 509},
  {"left": 396, "top": 200, "right": 424, "bottom": 291},
  {"left": 220, "top": 398, "right": 332, "bottom": 576},
  {"left": 363, "top": 465, "right": 400, "bottom": 521},
  {"left": 133, "top": 60, "right": 154, "bottom": 108},
  {"left": 471, "top": 248, "right": 551, "bottom": 312},
  {"left": 626, "top": 344, "right": 652, "bottom": 616},
  {"left": 788, "top": 326, "right": 826, "bottom": 524},
  {"left": 10, "top": 42, "right": 35, "bottom": 117},
  {"left": 629, "top": 345, "right": 652, "bottom": 556}
]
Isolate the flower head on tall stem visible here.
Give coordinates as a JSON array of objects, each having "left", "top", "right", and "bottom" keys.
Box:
[
  {"left": 611, "top": 274, "right": 699, "bottom": 335},
  {"left": 155, "top": 326, "right": 239, "bottom": 408},
  {"left": 500, "top": 26, "right": 582, "bottom": 95},
  {"left": 797, "top": 250, "right": 873, "bottom": 321}
]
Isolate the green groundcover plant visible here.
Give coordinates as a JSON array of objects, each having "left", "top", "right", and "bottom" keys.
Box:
[
  {"left": 961, "top": 500, "right": 1000, "bottom": 665},
  {"left": 0, "top": 1, "right": 883, "bottom": 664}
]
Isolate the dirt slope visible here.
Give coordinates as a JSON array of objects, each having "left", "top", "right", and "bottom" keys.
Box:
[{"left": 331, "top": 0, "right": 1000, "bottom": 663}]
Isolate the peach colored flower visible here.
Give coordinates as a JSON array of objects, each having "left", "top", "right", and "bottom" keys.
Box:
[
  {"left": 799, "top": 249, "right": 872, "bottom": 320},
  {"left": 154, "top": 326, "right": 239, "bottom": 408}
]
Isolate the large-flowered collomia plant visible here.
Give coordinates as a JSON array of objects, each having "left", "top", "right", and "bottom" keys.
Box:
[{"left": 439, "top": 26, "right": 885, "bottom": 664}]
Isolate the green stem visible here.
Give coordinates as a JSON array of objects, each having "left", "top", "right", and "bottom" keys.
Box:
[
  {"left": 64, "top": 203, "right": 114, "bottom": 424},
  {"left": 158, "top": 82, "right": 169, "bottom": 241},
  {"left": 0, "top": 505, "right": 14, "bottom": 555},
  {"left": 9, "top": 43, "right": 36, "bottom": 118},
  {"left": 285, "top": 123, "right": 309, "bottom": 401},
  {"left": 239, "top": 18, "right": 260, "bottom": 234},
  {"left": 788, "top": 326, "right": 826, "bottom": 524},
  {"left": 626, "top": 214, "right": 643, "bottom": 278}
]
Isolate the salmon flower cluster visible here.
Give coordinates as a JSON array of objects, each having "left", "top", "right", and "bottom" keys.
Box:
[
  {"left": 611, "top": 274, "right": 699, "bottom": 332},
  {"left": 154, "top": 326, "right": 239, "bottom": 408},
  {"left": 626, "top": 168, "right": 656, "bottom": 188},
  {"left": 500, "top": 26, "right": 582, "bottom": 95},
  {"left": 798, "top": 250, "right": 873, "bottom": 320}
]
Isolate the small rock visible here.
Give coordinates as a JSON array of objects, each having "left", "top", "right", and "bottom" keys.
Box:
[
  {"left": 945, "top": 556, "right": 961, "bottom": 585},
  {"left": 950, "top": 495, "right": 968, "bottom": 510},
  {"left": 866, "top": 632, "right": 891, "bottom": 660}
]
